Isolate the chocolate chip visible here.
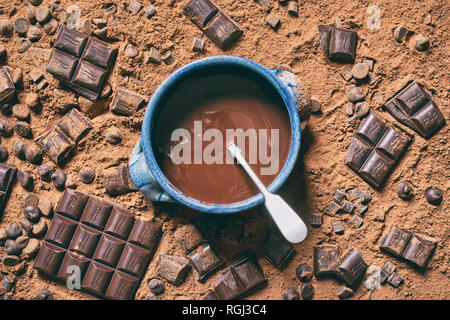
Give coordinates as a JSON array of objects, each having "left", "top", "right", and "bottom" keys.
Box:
[
  {"left": 14, "top": 121, "right": 32, "bottom": 137},
  {"left": 337, "top": 286, "right": 354, "bottom": 299},
  {"left": 397, "top": 181, "right": 413, "bottom": 200},
  {"left": 5, "top": 239, "right": 21, "bottom": 255},
  {"left": 193, "top": 38, "right": 205, "bottom": 52},
  {"left": 36, "top": 289, "right": 54, "bottom": 300},
  {"left": 25, "top": 147, "right": 43, "bottom": 165},
  {"left": 144, "top": 5, "right": 157, "bottom": 18},
  {"left": 24, "top": 206, "right": 40, "bottom": 222},
  {"left": 282, "top": 287, "right": 299, "bottom": 300},
  {"left": 144, "top": 47, "right": 161, "bottom": 64},
  {"left": 37, "top": 163, "right": 55, "bottom": 181},
  {"left": 14, "top": 17, "right": 30, "bottom": 35},
  {"left": 78, "top": 167, "right": 95, "bottom": 184},
  {"left": 0, "top": 144, "right": 8, "bottom": 162},
  {"left": 125, "top": 44, "right": 139, "bottom": 58},
  {"left": 351, "top": 63, "right": 369, "bottom": 80},
  {"left": 355, "top": 102, "right": 369, "bottom": 118},
  {"left": 0, "top": 20, "right": 13, "bottom": 37},
  {"left": 300, "top": 282, "right": 314, "bottom": 300},
  {"left": 105, "top": 126, "right": 122, "bottom": 144},
  {"left": 414, "top": 34, "right": 430, "bottom": 51},
  {"left": 23, "top": 192, "right": 39, "bottom": 208},
  {"left": 36, "top": 6, "right": 50, "bottom": 23},
  {"left": 51, "top": 170, "right": 66, "bottom": 190},
  {"left": 161, "top": 51, "right": 174, "bottom": 65},
  {"left": 17, "top": 170, "right": 33, "bottom": 190},
  {"left": 425, "top": 187, "right": 442, "bottom": 205},
  {"left": 348, "top": 87, "right": 365, "bottom": 103},
  {"left": 6, "top": 223, "right": 22, "bottom": 239},
  {"left": 295, "top": 264, "right": 312, "bottom": 282},
  {"left": 93, "top": 27, "right": 108, "bottom": 38},
  {"left": 393, "top": 25, "right": 406, "bottom": 43},
  {"left": 0, "top": 120, "right": 13, "bottom": 137},
  {"left": 266, "top": 14, "right": 280, "bottom": 30},
  {"left": 148, "top": 278, "right": 165, "bottom": 295}
]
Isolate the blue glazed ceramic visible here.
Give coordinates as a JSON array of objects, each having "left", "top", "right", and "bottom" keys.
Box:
[{"left": 129, "top": 56, "right": 306, "bottom": 214}]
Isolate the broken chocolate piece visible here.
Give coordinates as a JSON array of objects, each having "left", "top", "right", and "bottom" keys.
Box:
[
  {"left": 110, "top": 88, "right": 147, "bottom": 117},
  {"left": 383, "top": 81, "right": 445, "bottom": 139},
  {"left": 387, "top": 272, "right": 403, "bottom": 287},
  {"left": 379, "top": 225, "right": 412, "bottom": 257},
  {"left": 310, "top": 214, "right": 323, "bottom": 227},
  {"left": 157, "top": 254, "right": 190, "bottom": 286},
  {"left": 326, "top": 201, "right": 341, "bottom": 216},
  {"left": 174, "top": 223, "right": 205, "bottom": 254},
  {"left": 0, "top": 67, "right": 16, "bottom": 104},
  {"left": 261, "top": 231, "right": 295, "bottom": 269},
  {"left": 334, "top": 248, "right": 368, "bottom": 286},
  {"left": 329, "top": 27, "right": 358, "bottom": 62},
  {"left": 402, "top": 233, "right": 437, "bottom": 268},
  {"left": 103, "top": 165, "right": 136, "bottom": 197},
  {"left": 313, "top": 245, "right": 341, "bottom": 277},
  {"left": 0, "top": 164, "right": 17, "bottom": 215},
  {"left": 187, "top": 243, "right": 222, "bottom": 281}
]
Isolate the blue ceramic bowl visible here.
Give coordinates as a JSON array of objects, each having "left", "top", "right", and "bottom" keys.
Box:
[{"left": 129, "top": 56, "right": 304, "bottom": 214}]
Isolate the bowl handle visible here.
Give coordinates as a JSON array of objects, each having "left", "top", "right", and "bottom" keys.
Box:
[
  {"left": 269, "top": 69, "right": 309, "bottom": 110},
  {"left": 129, "top": 138, "right": 175, "bottom": 203}
]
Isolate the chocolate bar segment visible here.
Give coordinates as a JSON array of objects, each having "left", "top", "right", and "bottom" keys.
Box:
[
  {"left": 34, "top": 189, "right": 162, "bottom": 300},
  {"left": 183, "top": 0, "right": 242, "bottom": 48},
  {"left": 379, "top": 225, "right": 412, "bottom": 256},
  {"left": 187, "top": 243, "right": 222, "bottom": 281},
  {"left": 383, "top": 81, "right": 445, "bottom": 138},
  {"left": 46, "top": 24, "right": 117, "bottom": 101},
  {"left": 183, "top": 0, "right": 219, "bottom": 27},
  {"left": 110, "top": 88, "right": 148, "bottom": 117},
  {"left": 0, "top": 164, "right": 17, "bottom": 215},
  {"left": 35, "top": 109, "right": 92, "bottom": 164},
  {"left": 204, "top": 11, "right": 243, "bottom": 48},
  {"left": 261, "top": 231, "right": 295, "bottom": 269},
  {"left": 317, "top": 25, "right": 332, "bottom": 51},
  {"left": 345, "top": 112, "right": 412, "bottom": 188},
  {"left": 333, "top": 248, "right": 368, "bottom": 286},
  {"left": 313, "top": 245, "right": 341, "bottom": 277},
  {"left": 329, "top": 27, "right": 358, "bottom": 62}
]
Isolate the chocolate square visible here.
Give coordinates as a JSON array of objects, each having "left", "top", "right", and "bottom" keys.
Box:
[
  {"left": 57, "top": 108, "right": 93, "bottom": 143},
  {"left": 82, "top": 261, "right": 115, "bottom": 296},
  {"left": 116, "top": 243, "right": 151, "bottom": 277},
  {"left": 103, "top": 207, "right": 135, "bottom": 240},
  {"left": 105, "top": 271, "right": 140, "bottom": 300},
  {"left": 157, "top": 254, "right": 190, "bottom": 286},
  {"left": 345, "top": 112, "right": 412, "bottom": 188},
  {"left": 187, "top": 243, "right": 222, "bottom": 281},
  {"left": 54, "top": 25, "right": 89, "bottom": 57},
  {"left": 35, "top": 126, "right": 76, "bottom": 164},
  {"left": 81, "top": 37, "right": 118, "bottom": 69},
  {"left": 231, "top": 254, "right": 267, "bottom": 292},
  {"left": 313, "top": 245, "right": 341, "bottom": 277},
  {"left": 334, "top": 248, "right": 368, "bottom": 286},
  {"left": 379, "top": 225, "right": 413, "bottom": 256},
  {"left": 128, "top": 220, "right": 162, "bottom": 252},
  {"left": 0, "top": 67, "right": 16, "bottom": 104},
  {"left": 204, "top": 11, "right": 243, "bottom": 48},
  {"left": 56, "top": 189, "right": 90, "bottom": 220},
  {"left": 317, "top": 25, "right": 332, "bottom": 51},
  {"left": 46, "top": 214, "right": 78, "bottom": 248},
  {"left": 46, "top": 50, "right": 78, "bottom": 81},
  {"left": 261, "top": 231, "right": 295, "bottom": 269},
  {"left": 383, "top": 81, "right": 445, "bottom": 138},
  {"left": 214, "top": 268, "right": 242, "bottom": 300},
  {"left": 183, "top": 0, "right": 219, "bottom": 27},
  {"left": 34, "top": 242, "right": 67, "bottom": 276},
  {"left": 69, "top": 224, "right": 102, "bottom": 258},
  {"left": 92, "top": 234, "right": 126, "bottom": 267},
  {"left": 57, "top": 251, "right": 90, "bottom": 281},
  {"left": 80, "top": 197, "right": 113, "bottom": 230},
  {"left": 402, "top": 233, "right": 437, "bottom": 268},
  {"left": 329, "top": 27, "right": 357, "bottom": 62}
]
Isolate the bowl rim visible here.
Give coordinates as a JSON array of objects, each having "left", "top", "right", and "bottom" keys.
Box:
[{"left": 141, "top": 55, "right": 301, "bottom": 214}]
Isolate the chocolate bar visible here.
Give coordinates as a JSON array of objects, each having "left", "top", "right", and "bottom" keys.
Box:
[
  {"left": 345, "top": 112, "right": 412, "bottom": 188},
  {"left": 46, "top": 25, "right": 118, "bottom": 101},
  {"left": 0, "top": 164, "right": 17, "bottom": 215},
  {"left": 379, "top": 225, "right": 437, "bottom": 268},
  {"left": 207, "top": 253, "right": 267, "bottom": 300},
  {"left": 261, "top": 231, "right": 295, "bottom": 269},
  {"left": 383, "top": 81, "right": 445, "bottom": 139},
  {"left": 174, "top": 223, "right": 222, "bottom": 282},
  {"left": 34, "top": 189, "right": 162, "bottom": 300},
  {"left": 183, "top": 0, "right": 243, "bottom": 48},
  {"left": 0, "top": 67, "right": 15, "bottom": 104},
  {"left": 317, "top": 25, "right": 358, "bottom": 62},
  {"left": 35, "top": 108, "right": 92, "bottom": 164}
]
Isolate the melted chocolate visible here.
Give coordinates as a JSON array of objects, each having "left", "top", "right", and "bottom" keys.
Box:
[{"left": 153, "top": 71, "right": 291, "bottom": 204}]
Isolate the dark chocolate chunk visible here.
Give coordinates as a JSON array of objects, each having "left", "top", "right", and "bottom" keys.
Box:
[
  {"left": 326, "top": 201, "right": 341, "bottom": 216},
  {"left": 381, "top": 261, "right": 396, "bottom": 277},
  {"left": 265, "top": 14, "right": 280, "bottom": 29},
  {"left": 204, "top": 12, "right": 243, "bottom": 48},
  {"left": 37, "top": 163, "right": 55, "bottom": 181},
  {"left": 333, "top": 189, "right": 346, "bottom": 202},
  {"left": 345, "top": 112, "right": 412, "bottom": 188},
  {"left": 354, "top": 203, "right": 368, "bottom": 215},
  {"left": 174, "top": 223, "right": 205, "bottom": 254},
  {"left": 0, "top": 163, "right": 17, "bottom": 215},
  {"left": 402, "top": 233, "right": 437, "bottom": 268},
  {"left": 187, "top": 243, "right": 222, "bottom": 281},
  {"left": 359, "top": 190, "right": 371, "bottom": 204},
  {"left": 313, "top": 245, "right": 341, "bottom": 277},
  {"left": 397, "top": 181, "right": 414, "bottom": 200},
  {"left": 329, "top": 27, "right": 358, "bottom": 62},
  {"left": 261, "top": 231, "right": 295, "bottom": 269},
  {"left": 379, "top": 225, "right": 412, "bottom": 257},
  {"left": 340, "top": 201, "right": 354, "bottom": 214},
  {"left": 46, "top": 25, "right": 117, "bottom": 101},
  {"left": 24, "top": 206, "right": 40, "bottom": 222},
  {"left": 14, "top": 121, "right": 32, "bottom": 138},
  {"left": 110, "top": 88, "right": 147, "bottom": 117},
  {"left": 34, "top": 189, "right": 161, "bottom": 299},
  {"left": 331, "top": 220, "right": 345, "bottom": 234},
  {"left": 317, "top": 25, "right": 332, "bottom": 51},
  {"left": 387, "top": 272, "right": 403, "bottom": 287},
  {"left": 334, "top": 248, "right": 368, "bottom": 286},
  {"left": 337, "top": 286, "right": 354, "bottom": 299},
  {"left": 103, "top": 165, "right": 136, "bottom": 196},
  {"left": 157, "top": 254, "right": 190, "bottom": 286},
  {"left": 425, "top": 187, "right": 442, "bottom": 205},
  {"left": 183, "top": 0, "right": 219, "bottom": 28},
  {"left": 382, "top": 81, "right": 445, "bottom": 139},
  {"left": 310, "top": 214, "right": 323, "bottom": 227},
  {"left": 0, "top": 119, "right": 14, "bottom": 137}
]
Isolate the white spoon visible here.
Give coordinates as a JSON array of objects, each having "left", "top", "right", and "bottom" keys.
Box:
[{"left": 227, "top": 143, "right": 308, "bottom": 243}]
